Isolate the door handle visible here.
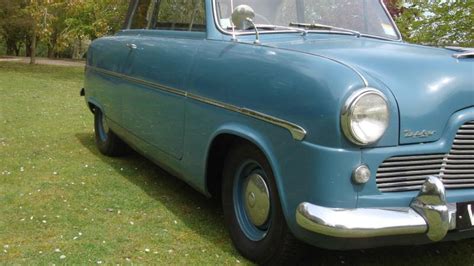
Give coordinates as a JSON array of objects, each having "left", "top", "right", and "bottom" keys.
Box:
[{"left": 126, "top": 43, "right": 137, "bottom": 50}]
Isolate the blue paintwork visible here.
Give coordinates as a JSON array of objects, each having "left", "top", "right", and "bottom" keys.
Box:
[
  {"left": 270, "top": 38, "right": 474, "bottom": 144},
  {"left": 84, "top": 0, "right": 474, "bottom": 249}
]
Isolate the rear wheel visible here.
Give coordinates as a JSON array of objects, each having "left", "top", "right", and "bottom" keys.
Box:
[
  {"left": 94, "top": 108, "right": 130, "bottom": 156},
  {"left": 222, "top": 143, "right": 305, "bottom": 265}
]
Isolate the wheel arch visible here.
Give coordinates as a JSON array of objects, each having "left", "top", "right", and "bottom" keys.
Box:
[
  {"left": 204, "top": 124, "right": 289, "bottom": 215},
  {"left": 86, "top": 97, "right": 104, "bottom": 114}
]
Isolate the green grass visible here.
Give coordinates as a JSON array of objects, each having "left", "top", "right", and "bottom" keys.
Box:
[
  {"left": 0, "top": 62, "right": 473, "bottom": 265},
  {"left": 0, "top": 62, "right": 246, "bottom": 265}
]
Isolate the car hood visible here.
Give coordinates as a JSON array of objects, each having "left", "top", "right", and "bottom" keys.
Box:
[{"left": 269, "top": 36, "right": 474, "bottom": 144}]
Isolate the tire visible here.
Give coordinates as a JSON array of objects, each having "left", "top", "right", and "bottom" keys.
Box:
[
  {"left": 222, "top": 143, "right": 306, "bottom": 265},
  {"left": 94, "top": 108, "right": 130, "bottom": 157}
]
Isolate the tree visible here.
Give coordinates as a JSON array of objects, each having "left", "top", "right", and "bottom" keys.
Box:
[
  {"left": 395, "top": 0, "right": 473, "bottom": 47},
  {"left": 59, "top": 0, "right": 128, "bottom": 58},
  {"left": 27, "top": 0, "right": 57, "bottom": 64},
  {"left": 1, "top": 0, "right": 128, "bottom": 60},
  {"left": 0, "top": 0, "right": 31, "bottom": 56},
  {"left": 383, "top": 0, "right": 404, "bottom": 17},
  {"left": 42, "top": 1, "right": 69, "bottom": 58}
]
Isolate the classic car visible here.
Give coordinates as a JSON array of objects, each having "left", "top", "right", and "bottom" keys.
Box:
[{"left": 82, "top": 0, "right": 474, "bottom": 264}]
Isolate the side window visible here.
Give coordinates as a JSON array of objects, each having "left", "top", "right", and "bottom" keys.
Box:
[
  {"left": 129, "top": 0, "right": 152, "bottom": 29},
  {"left": 128, "top": 0, "right": 206, "bottom": 32}
]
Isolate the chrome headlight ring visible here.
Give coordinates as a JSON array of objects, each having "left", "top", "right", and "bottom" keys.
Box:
[{"left": 341, "top": 88, "right": 390, "bottom": 146}]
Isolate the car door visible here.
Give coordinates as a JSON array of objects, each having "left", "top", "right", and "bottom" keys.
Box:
[
  {"left": 121, "top": 0, "right": 206, "bottom": 160},
  {"left": 86, "top": 32, "right": 137, "bottom": 126}
]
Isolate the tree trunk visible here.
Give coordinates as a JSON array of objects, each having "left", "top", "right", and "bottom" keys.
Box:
[
  {"left": 47, "top": 33, "right": 57, "bottom": 58},
  {"left": 47, "top": 45, "right": 55, "bottom": 58},
  {"left": 6, "top": 46, "right": 13, "bottom": 56},
  {"left": 30, "top": 32, "right": 37, "bottom": 65},
  {"left": 14, "top": 43, "right": 21, "bottom": 56},
  {"left": 78, "top": 38, "right": 82, "bottom": 58},
  {"left": 6, "top": 39, "right": 16, "bottom": 56},
  {"left": 25, "top": 37, "right": 32, "bottom": 57},
  {"left": 72, "top": 38, "right": 80, "bottom": 59}
]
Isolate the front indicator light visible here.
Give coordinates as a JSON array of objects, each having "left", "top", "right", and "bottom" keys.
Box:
[{"left": 353, "top": 165, "right": 371, "bottom": 184}]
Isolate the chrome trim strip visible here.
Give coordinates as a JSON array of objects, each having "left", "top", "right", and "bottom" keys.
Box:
[
  {"left": 296, "top": 177, "right": 457, "bottom": 240},
  {"left": 187, "top": 93, "right": 306, "bottom": 140},
  {"left": 379, "top": 0, "right": 403, "bottom": 41},
  {"left": 187, "top": 92, "right": 239, "bottom": 113},
  {"left": 212, "top": 0, "right": 402, "bottom": 42},
  {"left": 453, "top": 51, "right": 474, "bottom": 59},
  {"left": 87, "top": 66, "right": 307, "bottom": 141},
  {"left": 446, "top": 46, "right": 474, "bottom": 58},
  {"left": 87, "top": 66, "right": 186, "bottom": 97},
  {"left": 240, "top": 108, "right": 307, "bottom": 141}
]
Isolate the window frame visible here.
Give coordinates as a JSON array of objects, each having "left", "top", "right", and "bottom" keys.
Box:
[
  {"left": 123, "top": 0, "right": 207, "bottom": 32},
  {"left": 211, "top": 0, "right": 402, "bottom": 41}
]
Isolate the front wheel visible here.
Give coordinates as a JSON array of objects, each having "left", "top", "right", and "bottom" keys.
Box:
[
  {"left": 94, "top": 108, "right": 130, "bottom": 157},
  {"left": 222, "top": 143, "right": 305, "bottom": 265}
]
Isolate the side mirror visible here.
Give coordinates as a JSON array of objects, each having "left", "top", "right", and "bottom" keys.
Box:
[
  {"left": 231, "top": 5, "right": 255, "bottom": 30},
  {"left": 231, "top": 5, "right": 260, "bottom": 44}
]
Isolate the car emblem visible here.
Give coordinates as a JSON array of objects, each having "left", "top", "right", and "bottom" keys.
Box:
[{"left": 404, "top": 129, "right": 436, "bottom": 138}]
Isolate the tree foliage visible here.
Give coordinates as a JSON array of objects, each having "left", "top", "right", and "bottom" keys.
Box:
[
  {"left": 394, "top": 0, "right": 474, "bottom": 47},
  {"left": 0, "top": 0, "right": 128, "bottom": 58},
  {"left": 62, "top": 0, "right": 128, "bottom": 42},
  {"left": 383, "top": 0, "right": 403, "bottom": 17},
  {"left": 0, "top": 0, "right": 31, "bottom": 56},
  {"left": 0, "top": 0, "right": 472, "bottom": 59}
]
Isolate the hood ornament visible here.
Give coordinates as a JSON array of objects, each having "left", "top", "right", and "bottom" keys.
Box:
[
  {"left": 445, "top": 46, "right": 474, "bottom": 59},
  {"left": 452, "top": 51, "right": 474, "bottom": 59}
]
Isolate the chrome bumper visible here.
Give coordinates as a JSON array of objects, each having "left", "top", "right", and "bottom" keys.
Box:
[{"left": 296, "top": 176, "right": 457, "bottom": 241}]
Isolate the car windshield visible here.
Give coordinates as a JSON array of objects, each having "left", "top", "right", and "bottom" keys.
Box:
[{"left": 214, "top": 0, "right": 400, "bottom": 40}]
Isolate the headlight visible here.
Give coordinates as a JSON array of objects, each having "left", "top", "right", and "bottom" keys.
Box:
[{"left": 341, "top": 89, "right": 390, "bottom": 145}]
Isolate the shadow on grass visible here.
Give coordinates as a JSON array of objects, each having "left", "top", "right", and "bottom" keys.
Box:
[
  {"left": 75, "top": 133, "right": 231, "bottom": 250},
  {"left": 76, "top": 133, "right": 474, "bottom": 266},
  {"left": 300, "top": 239, "right": 474, "bottom": 266}
]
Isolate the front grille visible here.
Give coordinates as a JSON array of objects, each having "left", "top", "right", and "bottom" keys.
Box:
[{"left": 376, "top": 121, "right": 474, "bottom": 192}]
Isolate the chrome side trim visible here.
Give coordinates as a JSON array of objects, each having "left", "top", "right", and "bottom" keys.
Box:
[
  {"left": 240, "top": 108, "right": 307, "bottom": 141},
  {"left": 86, "top": 66, "right": 307, "bottom": 141},
  {"left": 87, "top": 66, "right": 186, "bottom": 97},
  {"left": 296, "top": 176, "right": 457, "bottom": 240},
  {"left": 186, "top": 92, "right": 238, "bottom": 112},
  {"left": 187, "top": 93, "right": 307, "bottom": 140}
]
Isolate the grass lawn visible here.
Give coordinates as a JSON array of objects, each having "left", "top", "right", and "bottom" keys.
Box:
[{"left": 0, "top": 62, "right": 473, "bottom": 265}]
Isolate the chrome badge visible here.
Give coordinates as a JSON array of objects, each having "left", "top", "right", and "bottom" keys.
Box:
[{"left": 404, "top": 129, "right": 436, "bottom": 138}]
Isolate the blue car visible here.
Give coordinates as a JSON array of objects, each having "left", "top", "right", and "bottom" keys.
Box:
[{"left": 82, "top": 0, "right": 474, "bottom": 263}]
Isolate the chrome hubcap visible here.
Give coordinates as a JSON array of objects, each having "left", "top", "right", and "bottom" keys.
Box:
[{"left": 243, "top": 173, "right": 270, "bottom": 227}]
